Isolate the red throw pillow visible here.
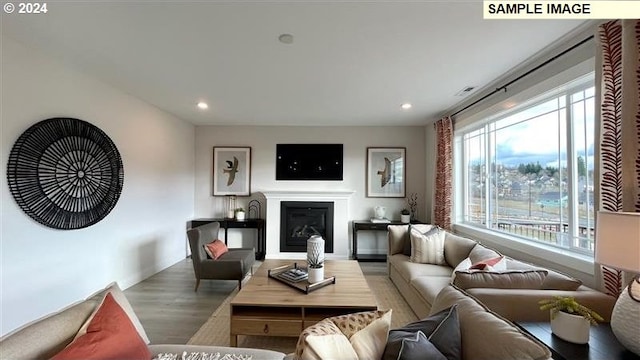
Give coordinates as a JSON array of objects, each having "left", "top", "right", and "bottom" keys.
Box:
[
  {"left": 204, "top": 239, "right": 229, "bottom": 260},
  {"left": 469, "top": 256, "right": 506, "bottom": 271},
  {"left": 51, "top": 293, "right": 151, "bottom": 360}
]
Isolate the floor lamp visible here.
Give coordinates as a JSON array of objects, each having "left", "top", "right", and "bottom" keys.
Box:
[{"left": 595, "top": 210, "right": 640, "bottom": 355}]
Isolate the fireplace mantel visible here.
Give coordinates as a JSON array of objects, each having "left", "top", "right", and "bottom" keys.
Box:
[
  {"left": 260, "top": 190, "right": 355, "bottom": 260},
  {"left": 262, "top": 191, "right": 355, "bottom": 200}
]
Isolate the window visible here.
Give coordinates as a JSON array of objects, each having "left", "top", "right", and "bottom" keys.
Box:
[{"left": 458, "top": 74, "right": 595, "bottom": 255}]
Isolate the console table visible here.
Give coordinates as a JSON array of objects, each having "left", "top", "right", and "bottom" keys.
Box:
[
  {"left": 352, "top": 220, "right": 423, "bottom": 262},
  {"left": 516, "top": 322, "right": 639, "bottom": 360},
  {"left": 188, "top": 218, "right": 265, "bottom": 260}
]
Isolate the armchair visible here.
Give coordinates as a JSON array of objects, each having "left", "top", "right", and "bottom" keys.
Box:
[{"left": 187, "top": 222, "right": 255, "bottom": 291}]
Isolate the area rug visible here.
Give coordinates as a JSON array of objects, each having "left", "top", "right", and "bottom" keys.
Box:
[{"left": 187, "top": 275, "right": 418, "bottom": 354}]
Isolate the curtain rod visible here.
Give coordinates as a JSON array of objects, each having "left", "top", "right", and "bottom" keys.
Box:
[{"left": 451, "top": 34, "right": 595, "bottom": 118}]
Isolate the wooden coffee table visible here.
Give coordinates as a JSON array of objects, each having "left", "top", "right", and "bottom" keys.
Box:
[{"left": 229, "top": 259, "right": 377, "bottom": 346}]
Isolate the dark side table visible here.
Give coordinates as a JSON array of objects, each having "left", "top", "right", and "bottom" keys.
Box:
[
  {"left": 351, "top": 220, "right": 424, "bottom": 262},
  {"left": 516, "top": 322, "right": 639, "bottom": 360}
]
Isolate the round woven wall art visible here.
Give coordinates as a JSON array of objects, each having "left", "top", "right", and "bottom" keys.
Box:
[{"left": 7, "top": 117, "right": 124, "bottom": 230}]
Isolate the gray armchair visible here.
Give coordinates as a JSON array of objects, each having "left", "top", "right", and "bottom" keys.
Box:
[{"left": 187, "top": 222, "right": 255, "bottom": 291}]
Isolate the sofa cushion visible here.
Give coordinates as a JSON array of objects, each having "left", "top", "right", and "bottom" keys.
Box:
[
  {"left": 443, "top": 233, "right": 478, "bottom": 268},
  {"left": 411, "top": 276, "right": 453, "bottom": 306},
  {"left": 393, "top": 255, "right": 453, "bottom": 283},
  {"left": 388, "top": 225, "right": 410, "bottom": 256},
  {"left": 51, "top": 293, "right": 151, "bottom": 360},
  {"left": 430, "top": 285, "right": 552, "bottom": 360},
  {"left": 383, "top": 305, "right": 461, "bottom": 360},
  {"left": 453, "top": 270, "right": 548, "bottom": 290},
  {"left": 506, "top": 259, "right": 582, "bottom": 291},
  {"left": 410, "top": 226, "right": 446, "bottom": 265}
]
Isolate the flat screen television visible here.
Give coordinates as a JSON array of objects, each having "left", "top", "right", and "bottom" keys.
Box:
[{"left": 276, "top": 144, "right": 343, "bottom": 181}]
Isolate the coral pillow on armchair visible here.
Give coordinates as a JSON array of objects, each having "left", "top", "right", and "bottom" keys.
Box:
[
  {"left": 51, "top": 293, "right": 151, "bottom": 360},
  {"left": 204, "top": 239, "right": 228, "bottom": 259}
]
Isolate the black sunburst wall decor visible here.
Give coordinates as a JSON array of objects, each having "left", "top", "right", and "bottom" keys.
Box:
[{"left": 7, "top": 117, "right": 124, "bottom": 230}]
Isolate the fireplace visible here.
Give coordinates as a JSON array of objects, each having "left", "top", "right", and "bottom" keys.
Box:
[{"left": 280, "top": 201, "right": 334, "bottom": 253}]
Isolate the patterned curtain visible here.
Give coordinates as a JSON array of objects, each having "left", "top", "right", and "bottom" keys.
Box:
[
  {"left": 434, "top": 116, "right": 453, "bottom": 230},
  {"left": 597, "top": 19, "right": 640, "bottom": 296}
]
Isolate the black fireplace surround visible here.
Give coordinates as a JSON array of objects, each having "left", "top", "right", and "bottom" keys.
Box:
[{"left": 280, "top": 201, "right": 334, "bottom": 253}]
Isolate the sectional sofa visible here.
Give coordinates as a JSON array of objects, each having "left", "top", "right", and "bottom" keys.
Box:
[
  {"left": 0, "top": 283, "right": 285, "bottom": 360},
  {"left": 387, "top": 224, "right": 616, "bottom": 321}
]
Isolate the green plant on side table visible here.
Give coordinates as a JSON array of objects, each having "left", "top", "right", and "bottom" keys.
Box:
[{"left": 539, "top": 296, "right": 604, "bottom": 344}]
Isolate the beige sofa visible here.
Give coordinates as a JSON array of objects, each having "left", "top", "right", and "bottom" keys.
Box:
[
  {"left": 387, "top": 224, "right": 616, "bottom": 321},
  {"left": 0, "top": 282, "right": 285, "bottom": 360}
]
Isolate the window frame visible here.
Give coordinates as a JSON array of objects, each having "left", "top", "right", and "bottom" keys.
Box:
[{"left": 456, "top": 77, "right": 595, "bottom": 257}]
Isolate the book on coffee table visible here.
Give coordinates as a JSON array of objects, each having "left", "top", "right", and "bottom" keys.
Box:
[
  {"left": 278, "top": 268, "right": 308, "bottom": 282},
  {"left": 268, "top": 263, "right": 336, "bottom": 293}
]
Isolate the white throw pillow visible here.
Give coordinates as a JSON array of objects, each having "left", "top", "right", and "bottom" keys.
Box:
[
  {"left": 451, "top": 257, "right": 472, "bottom": 284},
  {"left": 410, "top": 227, "right": 446, "bottom": 265}
]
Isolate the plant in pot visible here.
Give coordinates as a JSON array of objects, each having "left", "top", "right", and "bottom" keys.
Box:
[
  {"left": 235, "top": 207, "right": 246, "bottom": 221},
  {"left": 538, "top": 296, "right": 604, "bottom": 344},
  {"left": 307, "top": 235, "right": 325, "bottom": 283},
  {"left": 400, "top": 209, "right": 411, "bottom": 223}
]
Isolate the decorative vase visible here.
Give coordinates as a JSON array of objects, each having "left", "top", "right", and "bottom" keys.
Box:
[
  {"left": 236, "top": 211, "right": 245, "bottom": 221},
  {"left": 401, "top": 214, "right": 411, "bottom": 223},
  {"left": 610, "top": 278, "right": 640, "bottom": 355},
  {"left": 308, "top": 266, "right": 324, "bottom": 283},
  {"left": 374, "top": 206, "right": 386, "bottom": 219},
  {"left": 550, "top": 310, "right": 590, "bottom": 344},
  {"left": 307, "top": 235, "right": 325, "bottom": 283}
]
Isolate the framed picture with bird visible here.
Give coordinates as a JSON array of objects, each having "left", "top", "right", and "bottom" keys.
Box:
[
  {"left": 213, "top": 146, "right": 251, "bottom": 196},
  {"left": 366, "top": 147, "right": 406, "bottom": 198}
]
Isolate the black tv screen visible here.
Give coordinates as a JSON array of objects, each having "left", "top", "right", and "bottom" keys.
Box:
[{"left": 276, "top": 144, "right": 343, "bottom": 181}]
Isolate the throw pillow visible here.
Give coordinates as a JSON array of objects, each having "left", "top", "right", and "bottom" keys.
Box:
[
  {"left": 468, "top": 244, "right": 501, "bottom": 264},
  {"left": 296, "top": 309, "right": 392, "bottom": 360},
  {"left": 51, "top": 293, "right": 151, "bottom": 360},
  {"left": 393, "top": 331, "right": 447, "bottom": 360},
  {"left": 410, "top": 226, "right": 446, "bottom": 265},
  {"left": 453, "top": 270, "right": 548, "bottom": 290},
  {"left": 450, "top": 257, "right": 472, "bottom": 284},
  {"left": 402, "top": 224, "right": 434, "bottom": 256},
  {"left": 383, "top": 305, "right": 461, "bottom": 360},
  {"left": 204, "top": 239, "right": 228, "bottom": 259},
  {"left": 469, "top": 256, "right": 507, "bottom": 271}
]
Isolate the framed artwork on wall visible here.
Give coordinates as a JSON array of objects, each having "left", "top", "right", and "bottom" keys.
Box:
[
  {"left": 366, "top": 147, "right": 406, "bottom": 198},
  {"left": 213, "top": 147, "right": 251, "bottom": 196}
]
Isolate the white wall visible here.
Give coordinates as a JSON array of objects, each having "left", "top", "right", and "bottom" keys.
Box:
[
  {"left": 194, "top": 126, "right": 426, "bottom": 255},
  {"left": 0, "top": 36, "right": 195, "bottom": 335}
]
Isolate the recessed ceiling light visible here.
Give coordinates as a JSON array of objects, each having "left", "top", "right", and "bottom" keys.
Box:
[
  {"left": 197, "top": 101, "right": 209, "bottom": 110},
  {"left": 401, "top": 103, "right": 412, "bottom": 110},
  {"left": 278, "top": 34, "right": 294, "bottom": 44}
]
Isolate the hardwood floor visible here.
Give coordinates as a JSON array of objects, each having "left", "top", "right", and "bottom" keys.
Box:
[{"left": 124, "top": 258, "right": 387, "bottom": 344}]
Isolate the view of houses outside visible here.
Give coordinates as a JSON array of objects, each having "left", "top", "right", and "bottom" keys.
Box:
[{"left": 463, "top": 84, "right": 595, "bottom": 254}]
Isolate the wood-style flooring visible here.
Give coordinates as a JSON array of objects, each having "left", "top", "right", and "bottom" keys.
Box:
[{"left": 124, "top": 258, "right": 387, "bottom": 344}]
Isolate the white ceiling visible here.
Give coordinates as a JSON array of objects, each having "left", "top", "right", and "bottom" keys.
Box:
[{"left": 1, "top": 1, "right": 586, "bottom": 126}]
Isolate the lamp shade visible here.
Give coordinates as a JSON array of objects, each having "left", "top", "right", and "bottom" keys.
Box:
[{"left": 595, "top": 211, "right": 640, "bottom": 272}]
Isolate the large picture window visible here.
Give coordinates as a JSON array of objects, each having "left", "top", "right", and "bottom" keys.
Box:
[{"left": 459, "top": 75, "right": 595, "bottom": 255}]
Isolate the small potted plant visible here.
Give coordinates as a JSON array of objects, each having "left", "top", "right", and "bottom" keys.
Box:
[
  {"left": 307, "top": 235, "right": 325, "bottom": 283},
  {"left": 538, "top": 296, "right": 603, "bottom": 344},
  {"left": 400, "top": 209, "right": 411, "bottom": 223},
  {"left": 235, "top": 207, "right": 246, "bottom": 221}
]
